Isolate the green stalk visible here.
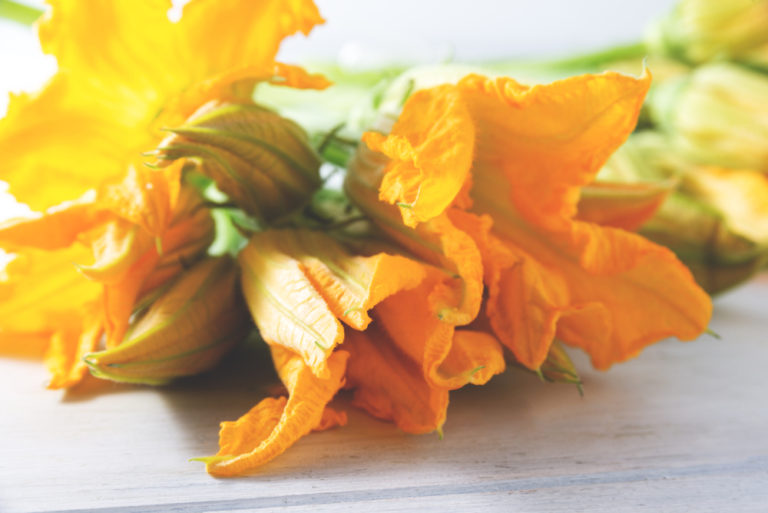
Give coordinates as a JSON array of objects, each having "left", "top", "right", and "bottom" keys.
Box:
[
  {"left": 0, "top": 0, "right": 44, "bottom": 26},
  {"left": 484, "top": 41, "right": 648, "bottom": 74}
]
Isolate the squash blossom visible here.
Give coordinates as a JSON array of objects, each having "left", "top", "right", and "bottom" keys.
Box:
[
  {"left": 199, "top": 229, "right": 506, "bottom": 476},
  {"left": 84, "top": 257, "right": 250, "bottom": 385},
  {"left": 646, "top": 0, "right": 768, "bottom": 70},
  {"left": 0, "top": 0, "right": 328, "bottom": 383},
  {"left": 0, "top": 172, "right": 214, "bottom": 388},
  {"left": 354, "top": 71, "right": 713, "bottom": 371},
  {"left": 152, "top": 98, "right": 324, "bottom": 223},
  {"left": 647, "top": 63, "right": 768, "bottom": 171},
  {"left": 0, "top": 0, "right": 326, "bottom": 212}
]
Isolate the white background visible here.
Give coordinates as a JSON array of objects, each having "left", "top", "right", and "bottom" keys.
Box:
[{"left": 1, "top": 0, "right": 678, "bottom": 106}]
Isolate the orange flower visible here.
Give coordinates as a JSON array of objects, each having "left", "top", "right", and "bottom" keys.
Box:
[
  {"left": 0, "top": 168, "right": 214, "bottom": 388},
  {"left": 199, "top": 229, "right": 505, "bottom": 476},
  {"left": 358, "top": 70, "right": 712, "bottom": 371}
]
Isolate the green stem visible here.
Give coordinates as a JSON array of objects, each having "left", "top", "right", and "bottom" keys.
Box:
[
  {"left": 484, "top": 41, "right": 649, "bottom": 74},
  {"left": 0, "top": 0, "right": 44, "bottom": 26}
]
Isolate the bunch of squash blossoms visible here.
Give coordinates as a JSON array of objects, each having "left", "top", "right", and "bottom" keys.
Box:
[{"left": 0, "top": 0, "right": 721, "bottom": 476}]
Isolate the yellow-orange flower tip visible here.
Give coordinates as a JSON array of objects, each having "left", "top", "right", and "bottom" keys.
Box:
[{"left": 200, "top": 347, "right": 348, "bottom": 477}]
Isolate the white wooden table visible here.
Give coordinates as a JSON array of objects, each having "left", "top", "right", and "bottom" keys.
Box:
[{"left": 1, "top": 276, "right": 767, "bottom": 513}]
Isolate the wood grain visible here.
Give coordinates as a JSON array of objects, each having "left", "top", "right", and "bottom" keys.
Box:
[{"left": 1, "top": 278, "right": 767, "bottom": 513}]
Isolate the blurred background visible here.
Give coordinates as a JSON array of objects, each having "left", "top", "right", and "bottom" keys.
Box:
[{"left": 1, "top": 0, "right": 678, "bottom": 115}]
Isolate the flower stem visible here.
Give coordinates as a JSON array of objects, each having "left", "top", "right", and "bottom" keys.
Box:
[
  {"left": 484, "top": 41, "right": 649, "bottom": 74},
  {"left": 0, "top": 0, "right": 43, "bottom": 26}
]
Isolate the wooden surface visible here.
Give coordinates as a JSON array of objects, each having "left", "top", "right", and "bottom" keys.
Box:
[{"left": 1, "top": 277, "right": 767, "bottom": 513}]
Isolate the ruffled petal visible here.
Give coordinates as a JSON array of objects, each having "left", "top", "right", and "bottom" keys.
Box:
[
  {"left": 238, "top": 232, "right": 344, "bottom": 379},
  {"left": 363, "top": 84, "right": 475, "bottom": 227},
  {"left": 177, "top": 0, "right": 323, "bottom": 86},
  {"left": 439, "top": 330, "right": 506, "bottom": 387},
  {"left": 459, "top": 70, "right": 652, "bottom": 231},
  {"left": 344, "top": 326, "right": 448, "bottom": 435},
  {"left": 3, "top": 0, "right": 324, "bottom": 209},
  {"left": 203, "top": 345, "right": 348, "bottom": 477},
  {"left": 373, "top": 276, "right": 505, "bottom": 390},
  {"left": 45, "top": 302, "right": 104, "bottom": 389},
  {"left": 345, "top": 146, "right": 483, "bottom": 325},
  {"left": 458, "top": 203, "right": 711, "bottom": 369}
]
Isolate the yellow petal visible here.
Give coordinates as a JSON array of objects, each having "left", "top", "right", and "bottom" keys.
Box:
[
  {"left": 0, "top": 192, "right": 104, "bottom": 251},
  {"left": 344, "top": 326, "right": 448, "bottom": 435},
  {"left": 0, "top": 74, "right": 149, "bottom": 209},
  {"left": 204, "top": 345, "right": 348, "bottom": 477},
  {"left": 257, "top": 229, "right": 426, "bottom": 330},
  {"left": 2, "top": 0, "right": 324, "bottom": 208},
  {"left": 45, "top": 303, "right": 104, "bottom": 389},
  {"left": 464, "top": 211, "right": 712, "bottom": 369},
  {"left": 238, "top": 231, "right": 344, "bottom": 378},
  {"left": 0, "top": 331, "right": 49, "bottom": 359},
  {"left": 363, "top": 84, "right": 475, "bottom": 227},
  {"left": 99, "top": 162, "right": 182, "bottom": 238},
  {"left": 177, "top": 0, "right": 323, "bottom": 87},
  {"left": 681, "top": 166, "right": 768, "bottom": 244},
  {"left": 78, "top": 219, "right": 153, "bottom": 284},
  {"left": 0, "top": 245, "right": 101, "bottom": 334}
]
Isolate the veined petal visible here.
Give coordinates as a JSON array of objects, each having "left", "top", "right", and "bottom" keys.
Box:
[
  {"left": 239, "top": 232, "right": 344, "bottom": 379},
  {"left": 438, "top": 330, "right": 506, "bottom": 387},
  {"left": 344, "top": 326, "right": 448, "bottom": 435},
  {"left": 86, "top": 258, "right": 249, "bottom": 384},
  {"left": 96, "top": 186, "right": 215, "bottom": 347},
  {"left": 259, "top": 229, "right": 426, "bottom": 330},
  {"left": 680, "top": 166, "right": 768, "bottom": 244},
  {"left": 38, "top": 0, "right": 187, "bottom": 119},
  {"left": 3, "top": 0, "right": 324, "bottom": 209},
  {"left": 203, "top": 345, "right": 348, "bottom": 477},
  {"left": 154, "top": 101, "right": 322, "bottom": 221},
  {"left": 78, "top": 219, "right": 153, "bottom": 284}
]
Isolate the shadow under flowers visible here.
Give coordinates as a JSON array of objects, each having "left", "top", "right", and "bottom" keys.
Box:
[{"left": 152, "top": 330, "right": 596, "bottom": 479}]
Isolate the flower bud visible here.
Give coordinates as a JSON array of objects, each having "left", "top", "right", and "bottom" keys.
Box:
[
  {"left": 84, "top": 257, "right": 250, "bottom": 384},
  {"left": 153, "top": 101, "right": 322, "bottom": 222},
  {"left": 647, "top": 63, "right": 768, "bottom": 171},
  {"left": 646, "top": 0, "right": 768, "bottom": 69}
]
